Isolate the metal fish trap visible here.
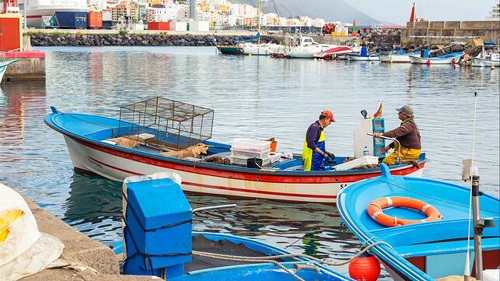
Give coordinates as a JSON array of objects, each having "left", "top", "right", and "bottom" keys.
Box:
[{"left": 116, "top": 97, "right": 214, "bottom": 151}]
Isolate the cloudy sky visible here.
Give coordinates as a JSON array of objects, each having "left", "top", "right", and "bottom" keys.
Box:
[{"left": 356, "top": 0, "right": 498, "bottom": 25}]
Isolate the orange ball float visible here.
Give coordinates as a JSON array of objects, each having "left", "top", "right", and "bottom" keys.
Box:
[{"left": 348, "top": 253, "right": 381, "bottom": 281}]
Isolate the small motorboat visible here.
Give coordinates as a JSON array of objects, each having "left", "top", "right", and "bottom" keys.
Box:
[
  {"left": 337, "top": 164, "right": 500, "bottom": 280},
  {"left": 283, "top": 36, "right": 348, "bottom": 59},
  {"left": 346, "top": 46, "right": 380, "bottom": 61},
  {"left": 409, "top": 51, "right": 464, "bottom": 65},
  {"left": 44, "top": 97, "right": 427, "bottom": 204},
  {"left": 379, "top": 50, "right": 419, "bottom": 63},
  {"left": 471, "top": 52, "right": 500, "bottom": 67},
  {"left": 116, "top": 172, "right": 353, "bottom": 280},
  {"left": 313, "top": 45, "right": 355, "bottom": 60}
]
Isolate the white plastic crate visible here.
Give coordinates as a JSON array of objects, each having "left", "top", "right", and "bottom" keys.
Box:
[
  {"left": 332, "top": 156, "right": 379, "bottom": 171},
  {"left": 230, "top": 156, "right": 272, "bottom": 167},
  {"left": 230, "top": 148, "right": 270, "bottom": 160},
  {"left": 231, "top": 138, "right": 271, "bottom": 153}
]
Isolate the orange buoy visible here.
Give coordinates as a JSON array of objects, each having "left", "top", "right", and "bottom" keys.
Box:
[
  {"left": 349, "top": 252, "right": 380, "bottom": 281},
  {"left": 367, "top": 196, "right": 442, "bottom": 227}
]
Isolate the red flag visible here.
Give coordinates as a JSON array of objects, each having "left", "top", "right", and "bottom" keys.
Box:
[
  {"left": 373, "top": 100, "right": 383, "bottom": 118},
  {"left": 409, "top": 2, "right": 416, "bottom": 22}
]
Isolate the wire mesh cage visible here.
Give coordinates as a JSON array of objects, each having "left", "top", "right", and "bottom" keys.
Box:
[{"left": 116, "top": 97, "right": 214, "bottom": 151}]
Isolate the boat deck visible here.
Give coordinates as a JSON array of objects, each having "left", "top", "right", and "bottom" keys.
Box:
[{"left": 186, "top": 234, "right": 288, "bottom": 272}]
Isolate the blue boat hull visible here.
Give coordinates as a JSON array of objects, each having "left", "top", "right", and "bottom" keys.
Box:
[{"left": 337, "top": 164, "right": 500, "bottom": 280}]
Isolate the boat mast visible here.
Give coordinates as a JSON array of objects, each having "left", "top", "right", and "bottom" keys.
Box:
[
  {"left": 463, "top": 92, "right": 496, "bottom": 281},
  {"left": 471, "top": 174, "right": 483, "bottom": 281},
  {"left": 257, "top": 0, "right": 261, "bottom": 44}
]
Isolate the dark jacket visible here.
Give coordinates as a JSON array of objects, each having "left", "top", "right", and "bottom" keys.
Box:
[{"left": 383, "top": 118, "right": 421, "bottom": 149}]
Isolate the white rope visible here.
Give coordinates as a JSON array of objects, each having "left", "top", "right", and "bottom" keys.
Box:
[
  {"left": 193, "top": 239, "right": 392, "bottom": 269},
  {"left": 192, "top": 251, "right": 304, "bottom": 281}
]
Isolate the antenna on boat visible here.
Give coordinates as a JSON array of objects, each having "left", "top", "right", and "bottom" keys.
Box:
[
  {"left": 462, "top": 92, "right": 495, "bottom": 281},
  {"left": 462, "top": 92, "right": 478, "bottom": 281}
]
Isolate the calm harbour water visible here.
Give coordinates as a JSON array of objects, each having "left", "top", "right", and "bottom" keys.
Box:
[{"left": 1, "top": 46, "right": 499, "bottom": 278}]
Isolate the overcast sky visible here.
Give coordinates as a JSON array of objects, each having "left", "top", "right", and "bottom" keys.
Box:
[{"left": 356, "top": 0, "right": 498, "bottom": 25}]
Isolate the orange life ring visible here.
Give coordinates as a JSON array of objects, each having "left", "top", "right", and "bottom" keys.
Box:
[{"left": 367, "top": 196, "right": 442, "bottom": 227}]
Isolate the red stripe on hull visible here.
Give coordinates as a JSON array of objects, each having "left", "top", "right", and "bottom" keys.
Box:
[
  {"left": 77, "top": 138, "right": 424, "bottom": 184},
  {"left": 184, "top": 181, "right": 337, "bottom": 199}
]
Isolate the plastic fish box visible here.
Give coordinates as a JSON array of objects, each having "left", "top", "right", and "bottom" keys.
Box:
[
  {"left": 332, "top": 156, "right": 379, "bottom": 171},
  {"left": 230, "top": 156, "right": 272, "bottom": 167},
  {"left": 230, "top": 148, "right": 270, "bottom": 159},
  {"left": 231, "top": 138, "right": 271, "bottom": 153},
  {"left": 123, "top": 174, "right": 192, "bottom": 270}
]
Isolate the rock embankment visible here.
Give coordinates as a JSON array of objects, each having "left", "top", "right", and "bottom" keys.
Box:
[{"left": 28, "top": 32, "right": 280, "bottom": 47}]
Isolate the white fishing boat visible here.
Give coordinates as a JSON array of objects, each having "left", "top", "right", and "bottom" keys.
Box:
[
  {"left": 380, "top": 51, "right": 419, "bottom": 63},
  {"left": 44, "top": 97, "right": 427, "bottom": 204},
  {"left": 346, "top": 45, "right": 380, "bottom": 61},
  {"left": 283, "top": 36, "right": 349, "bottom": 59},
  {"left": 241, "top": 42, "right": 285, "bottom": 56},
  {"left": 471, "top": 51, "right": 500, "bottom": 67},
  {"left": 409, "top": 52, "right": 464, "bottom": 65}
]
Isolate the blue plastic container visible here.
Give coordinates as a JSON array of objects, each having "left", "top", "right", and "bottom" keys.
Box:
[
  {"left": 55, "top": 11, "right": 88, "bottom": 29},
  {"left": 122, "top": 174, "right": 192, "bottom": 277}
]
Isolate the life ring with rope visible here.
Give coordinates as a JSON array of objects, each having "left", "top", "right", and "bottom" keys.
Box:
[{"left": 367, "top": 196, "right": 442, "bottom": 227}]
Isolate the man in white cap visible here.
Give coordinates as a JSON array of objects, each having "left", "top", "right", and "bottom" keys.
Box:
[
  {"left": 373, "top": 105, "right": 421, "bottom": 165},
  {"left": 302, "top": 110, "right": 336, "bottom": 171}
]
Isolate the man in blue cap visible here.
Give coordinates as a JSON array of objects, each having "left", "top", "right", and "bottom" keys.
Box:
[{"left": 373, "top": 105, "right": 421, "bottom": 165}]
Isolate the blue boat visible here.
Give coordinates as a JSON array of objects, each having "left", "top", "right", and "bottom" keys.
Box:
[
  {"left": 337, "top": 164, "right": 500, "bottom": 280},
  {"left": 346, "top": 46, "right": 380, "bottom": 61},
  {"left": 409, "top": 51, "right": 465, "bottom": 65},
  {"left": 117, "top": 172, "right": 353, "bottom": 280},
  {"left": 44, "top": 97, "right": 427, "bottom": 204}
]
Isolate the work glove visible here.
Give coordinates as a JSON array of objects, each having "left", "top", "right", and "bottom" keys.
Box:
[
  {"left": 326, "top": 151, "right": 335, "bottom": 160},
  {"left": 320, "top": 151, "right": 329, "bottom": 160}
]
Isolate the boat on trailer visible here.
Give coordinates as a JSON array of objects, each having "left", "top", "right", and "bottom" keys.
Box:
[
  {"left": 44, "top": 97, "right": 427, "bottom": 204},
  {"left": 116, "top": 172, "right": 353, "bottom": 280},
  {"left": 337, "top": 164, "right": 500, "bottom": 280}
]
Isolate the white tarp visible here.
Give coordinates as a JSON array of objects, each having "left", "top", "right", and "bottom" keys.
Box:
[{"left": 0, "top": 183, "right": 64, "bottom": 281}]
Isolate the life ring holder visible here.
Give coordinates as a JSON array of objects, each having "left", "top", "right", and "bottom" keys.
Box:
[{"left": 367, "top": 196, "right": 442, "bottom": 227}]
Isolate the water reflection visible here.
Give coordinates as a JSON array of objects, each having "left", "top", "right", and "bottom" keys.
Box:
[
  {"left": 62, "top": 172, "right": 363, "bottom": 275},
  {"left": 63, "top": 173, "right": 122, "bottom": 244},
  {"left": 1, "top": 47, "right": 498, "bottom": 280}
]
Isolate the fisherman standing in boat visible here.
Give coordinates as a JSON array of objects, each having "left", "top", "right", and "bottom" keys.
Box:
[
  {"left": 302, "top": 110, "right": 336, "bottom": 171},
  {"left": 373, "top": 105, "right": 421, "bottom": 165}
]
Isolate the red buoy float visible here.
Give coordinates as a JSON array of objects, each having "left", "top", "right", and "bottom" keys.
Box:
[{"left": 348, "top": 252, "right": 380, "bottom": 281}]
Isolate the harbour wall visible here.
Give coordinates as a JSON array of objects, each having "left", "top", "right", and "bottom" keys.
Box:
[
  {"left": 27, "top": 30, "right": 401, "bottom": 51},
  {"left": 25, "top": 20, "right": 499, "bottom": 49},
  {"left": 402, "top": 20, "right": 499, "bottom": 45},
  {"left": 27, "top": 31, "right": 281, "bottom": 47}
]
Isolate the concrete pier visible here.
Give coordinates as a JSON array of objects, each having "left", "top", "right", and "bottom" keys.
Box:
[
  {"left": 18, "top": 194, "right": 154, "bottom": 281},
  {"left": 3, "top": 36, "right": 46, "bottom": 82}
]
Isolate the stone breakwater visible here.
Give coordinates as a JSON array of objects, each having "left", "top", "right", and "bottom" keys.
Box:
[
  {"left": 28, "top": 32, "right": 280, "bottom": 47},
  {"left": 27, "top": 31, "right": 470, "bottom": 54}
]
